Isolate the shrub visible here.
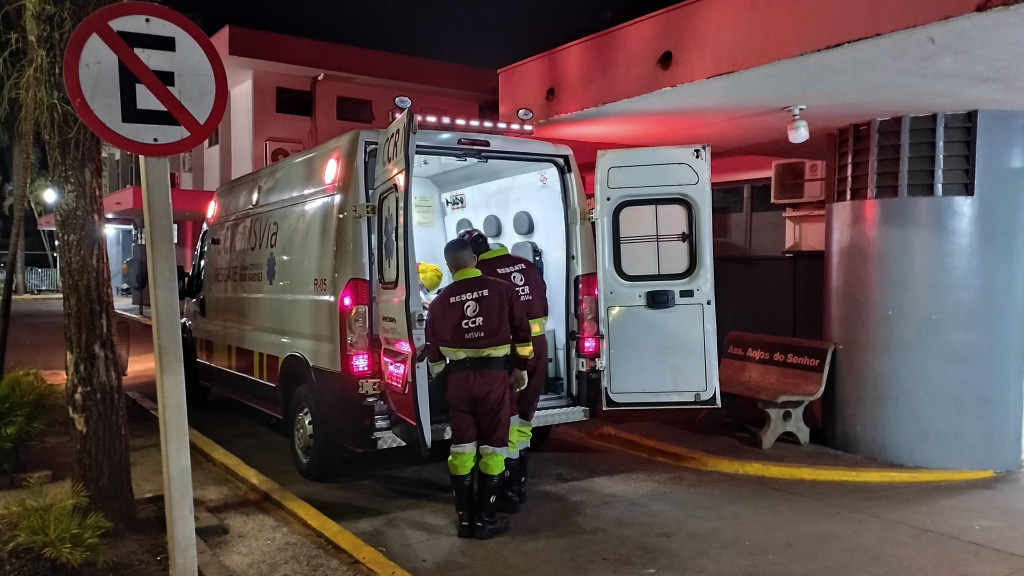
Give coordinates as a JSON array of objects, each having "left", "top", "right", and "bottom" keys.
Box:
[
  {"left": 0, "top": 370, "right": 61, "bottom": 473},
  {"left": 2, "top": 480, "right": 110, "bottom": 569}
]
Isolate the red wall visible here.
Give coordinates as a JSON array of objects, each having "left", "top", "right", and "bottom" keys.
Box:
[{"left": 499, "top": 0, "right": 1015, "bottom": 122}]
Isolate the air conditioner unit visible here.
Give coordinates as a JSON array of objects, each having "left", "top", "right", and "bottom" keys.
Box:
[
  {"left": 771, "top": 160, "right": 826, "bottom": 204},
  {"left": 264, "top": 140, "right": 306, "bottom": 167}
]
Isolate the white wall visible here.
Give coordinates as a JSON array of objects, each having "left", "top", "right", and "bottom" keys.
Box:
[
  {"left": 230, "top": 77, "right": 254, "bottom": 179},
  {"left": 435, "top": 164, "right": 568, "bottom": 351},
  {"left": 410, "top": 177, "right": 452, "bottom": 291}
]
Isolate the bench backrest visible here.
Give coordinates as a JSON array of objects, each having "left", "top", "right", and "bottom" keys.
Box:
[{"left": 719, "top": 331, "right": 834, "bottom": 403}]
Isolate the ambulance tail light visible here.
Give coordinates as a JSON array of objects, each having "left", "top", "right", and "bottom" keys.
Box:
[
  {"left": 340, "top": 279, "right": 372, "bottom": 376},
  {"left": 575, "top": 273, "right": 602, "bottom": 359}
]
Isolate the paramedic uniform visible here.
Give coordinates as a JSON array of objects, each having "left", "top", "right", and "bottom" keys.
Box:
[
  {"left": 476, "top": 246, "right": 548, "bottom": 507},
  {"left": 425, "top": 268, "right": 534, "bottom": 539}
]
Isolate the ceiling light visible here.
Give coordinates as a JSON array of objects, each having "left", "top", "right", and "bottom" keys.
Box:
[
  {"left": 786, "top": 106, "right": 809, "bottom": 144},
  {"left": 394, "top": 95, "right": 413, "bottom": 109}
]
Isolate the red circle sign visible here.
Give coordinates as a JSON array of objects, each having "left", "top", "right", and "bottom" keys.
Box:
[{"left": 63, "top": 2, "right": 227, "bottom": 157}]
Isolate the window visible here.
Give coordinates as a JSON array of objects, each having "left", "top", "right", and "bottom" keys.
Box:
[
  {"left": 206, "top": 127, "right": 219, "bottom": 148},
  {"left": 276, "top": 87, "right": 313, "bottom": 117},
  {"left": 750, "top": 184, "right": 783, "bottom": 213},
  {"left": 712, "top": 186, "right": 744, "bottom": 214},
  {"left": 336, "top": 96, "right": 375, "bottom": 124},
  {"left": 377, "top": 187, "right": 401, "bottom": 289},
  {"left": 613, "top": 199, "right": 695, "bottom": 281}
]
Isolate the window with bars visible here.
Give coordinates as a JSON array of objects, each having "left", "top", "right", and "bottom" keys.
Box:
[{"left": 612, "top": 199, "right": 695, "bottom": 281}]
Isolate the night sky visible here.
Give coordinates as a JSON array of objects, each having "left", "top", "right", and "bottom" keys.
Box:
[{"left": 162, "top": 0, "right": 685, "bottom": 69}]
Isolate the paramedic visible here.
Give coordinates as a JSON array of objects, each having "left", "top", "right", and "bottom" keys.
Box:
[
  {"left": 425, "top": 238, "right": 534, "bottom": 540},
  {"left": 459, "top": 229, "right": 548, "bottom": 512},
  {"left": 418, "top": 262, "right": 443, "bottom": 310}
]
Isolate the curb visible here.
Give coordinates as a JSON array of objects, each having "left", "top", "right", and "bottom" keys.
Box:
[
  {"left": 127, "top": 394, "right": 411, "bottom": 576},
  {"left": 12, "top": 293, "right": 63, "bottom": 300},
  {"left": 587, "top": 427, "right": 996, "bottom": 483},
  {"left": 115, "top": 309, "right": 152, "bottom": 326}
]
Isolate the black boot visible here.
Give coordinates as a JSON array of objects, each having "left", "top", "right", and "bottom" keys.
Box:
[
  {"left": 475, "top": 471, "right": 510, "bottom": 540},
  {"left": 516, "top": 451, "right": 529, "bottom": 505},
  {"left": 450, "top": 473, "right": 474, "bottom": 539},
  {"left": 497, "top": 457, "right": 521, "bottom": 513}
]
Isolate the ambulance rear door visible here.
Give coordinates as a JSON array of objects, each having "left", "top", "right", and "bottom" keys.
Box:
[
  {"left": 372, "top": 111, "right": 431, "bottom": 452},
  {"left": 592, "top": 146, "right": 720, "bottom": 408}
]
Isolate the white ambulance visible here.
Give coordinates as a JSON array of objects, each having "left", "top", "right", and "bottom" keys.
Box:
[{"left": 181, "top": 112, "right": 720, "bottom": 479}]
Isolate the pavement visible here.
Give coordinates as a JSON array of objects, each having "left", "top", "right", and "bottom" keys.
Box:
[{"left": 14, "top": 298, "right": 1024, "bottom": 576}]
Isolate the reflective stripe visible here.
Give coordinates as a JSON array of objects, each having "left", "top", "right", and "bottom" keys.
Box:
[
  {"left": 440, "top": 345, "right": 511, "bottom": 360},
  {"left": 478, "top": 451, "right": 506, "bottom": 475},
  {"left": 529, "top": 317, "right": 547, "bottom": 337},
  {"left": 478, "top": 247, "right": 509, "bottom": 260},
  {"left": 449, "top": 442, "right": 478, "bottom": 474},
  {"left": 507, "top": 416, "right": 521, "bottom": 454},
  {"left": 452, "top": 268, "right": 482, "bottom": 282},
  {"left": 517, "top": 421, "right": 533, "bottom": 450},
  {"left": 429, "top": 360, "right": 446, "bottom": 376},
  {"left": 448, "top": 452, "right": 476, "bottom": 475},
  {"left": 514, "top": 342, "right": 534, "bottom": 359}
]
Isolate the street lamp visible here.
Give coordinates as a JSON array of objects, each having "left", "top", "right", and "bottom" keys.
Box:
[{"left": 43, "top": 188, "right": 57, "bottom": 204}]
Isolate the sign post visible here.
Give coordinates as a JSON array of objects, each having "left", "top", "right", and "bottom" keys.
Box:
[{"left": 64, "top": 4, "right": 227, "bottom": 575}]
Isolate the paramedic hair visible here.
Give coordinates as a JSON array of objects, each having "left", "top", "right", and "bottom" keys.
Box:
[
  {"left": 444, "top": 238, "right": 477, "bottom": 273},
  {"left": 457, "top": 228, "right": 490, "bottom": 256}
]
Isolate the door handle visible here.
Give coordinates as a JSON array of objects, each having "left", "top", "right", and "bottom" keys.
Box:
[{"left": 645, "top": 290, "right": 675, "bottom": 310}]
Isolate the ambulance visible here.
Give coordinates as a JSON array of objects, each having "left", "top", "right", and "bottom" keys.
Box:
[{"left": 181, "top": 112, "right": 720, "bottom": 480}]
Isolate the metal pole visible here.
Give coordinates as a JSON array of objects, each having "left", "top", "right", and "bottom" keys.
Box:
[{"left": 140, "top": 156, "right": 198, "bottom": 576}]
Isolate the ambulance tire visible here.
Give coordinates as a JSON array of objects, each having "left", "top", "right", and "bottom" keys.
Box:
[
  {"left": 289, "top": 384, "right": 335, "bottom": 480},
  {"left": 182, "top": 335, "right": 209, "bottom": 406},
  {"left": 528, "top": 425, "right": 552, "bottom": 451}
]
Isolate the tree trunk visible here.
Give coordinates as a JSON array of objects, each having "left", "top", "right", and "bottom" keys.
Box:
[
  {"left": 0, "top": 128, "right": 33, "bottom": 374},
  {"left": 51, "top": 132, "right": 135, "bottom": 530},
  {"left": 16, "top": 221, "right": 25, "bottom": 295}
]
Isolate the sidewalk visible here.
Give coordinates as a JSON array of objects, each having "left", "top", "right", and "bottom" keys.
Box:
[
  {"left": 27, "top": 372, "right": 370, "bottom": 576},
  {"left": 573, "top": 419, "right": 995, "bottom": 482}
]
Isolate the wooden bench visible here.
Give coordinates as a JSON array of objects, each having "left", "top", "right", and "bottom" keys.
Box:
[{"left": 719, "top": 331, "right": 834, "bottom": 449}]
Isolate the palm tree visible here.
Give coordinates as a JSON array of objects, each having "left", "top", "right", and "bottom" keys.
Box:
[{"left": 0, "top": 0, "right": 134, "bottom": 529}]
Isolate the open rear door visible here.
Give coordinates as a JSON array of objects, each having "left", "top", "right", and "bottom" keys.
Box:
[
  {"left": 372, "top": 111, "right": 431, "bottom": 452},
  {"left": 593, "top": 146, "right": 720, "bottom": 408}
]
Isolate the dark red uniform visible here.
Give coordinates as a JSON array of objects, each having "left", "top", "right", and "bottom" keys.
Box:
[
  {"left": 476, "top": 247, "right": 549, "bottom": 429},
  {"left": 425, "top": 268, "right": 534, "bottom": 476}
]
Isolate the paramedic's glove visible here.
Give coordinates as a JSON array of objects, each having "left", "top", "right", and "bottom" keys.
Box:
[{"left": 512, "top": 370, "right": 528, "bottom": 393}]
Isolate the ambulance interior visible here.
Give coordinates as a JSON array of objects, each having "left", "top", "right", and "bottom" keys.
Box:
[{"left": 409, "top": 153, "right": 571, "bottom": 412}]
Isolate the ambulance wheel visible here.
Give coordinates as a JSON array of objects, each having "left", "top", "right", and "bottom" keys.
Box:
[
  {"left": 289, "top": 384, "right": 334, "bottom": 480},
  {"left": 528, "top": 426, "right": 553, "bottom": 451},
  {"left": 182, "top": 335, "right": 209, "bottom": 406}
]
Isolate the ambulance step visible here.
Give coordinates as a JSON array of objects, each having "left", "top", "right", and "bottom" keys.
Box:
[{"left": 531, "top": 406, "right": 589, "bottom": 427}]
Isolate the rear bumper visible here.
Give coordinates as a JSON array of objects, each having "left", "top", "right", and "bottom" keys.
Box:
[{"left": 372, "top": 406, "right": 589, "bottom": 450}]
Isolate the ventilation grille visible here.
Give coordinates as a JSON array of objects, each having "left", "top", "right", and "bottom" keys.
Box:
[{"left": 832, "top": 112, "right": 976, "bottom": 201}]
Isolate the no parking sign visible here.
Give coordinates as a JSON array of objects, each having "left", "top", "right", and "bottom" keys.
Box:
[
  {"left": 63, "top": 4, "right": 227, "bottom": 575},
  {"left": 63, "top": 1, "right": 226, "bottom": 156}
]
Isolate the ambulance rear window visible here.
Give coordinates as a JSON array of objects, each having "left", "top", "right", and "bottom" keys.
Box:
[{"left": 612, "top": 199, "right": 695, "bottom": 281}]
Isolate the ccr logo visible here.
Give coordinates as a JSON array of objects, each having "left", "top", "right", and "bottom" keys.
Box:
[
  {"left": 511, "top": 272, "right": 525, "bottom": 286},
  {"left": 462, "top": 300, "right": 483, "bottom": 328}
]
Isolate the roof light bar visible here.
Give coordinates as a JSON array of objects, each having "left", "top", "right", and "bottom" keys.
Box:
[{"left": 415, "top": 115, "right": 533, "bottom": 135}]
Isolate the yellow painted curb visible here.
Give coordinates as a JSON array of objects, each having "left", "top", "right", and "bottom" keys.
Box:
[
  {"left": 187, "top": 430, "right": 412, "bottom": 576},
  {"left": 116, "top": 387, "right": 411, "bottom": 576},
  {"left": 589, "top": 427, "right": 996, "bottom": 483}
]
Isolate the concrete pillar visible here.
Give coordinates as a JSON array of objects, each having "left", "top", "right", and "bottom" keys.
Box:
[{"left": 826, "top": 111, "right": 1024, "bottom": 472}]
